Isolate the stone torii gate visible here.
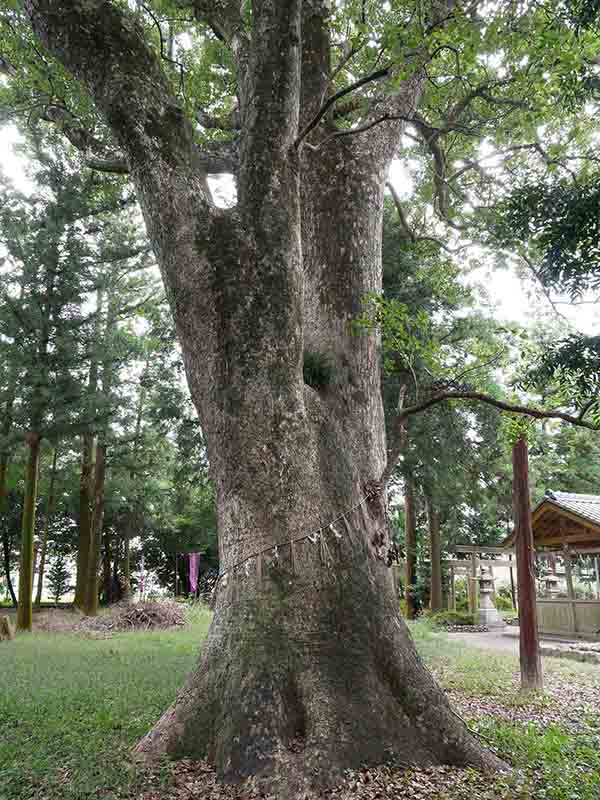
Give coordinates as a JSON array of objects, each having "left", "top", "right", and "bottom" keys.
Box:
[{"left": 448, "top": 545, "right": 516, "bottom": 614}]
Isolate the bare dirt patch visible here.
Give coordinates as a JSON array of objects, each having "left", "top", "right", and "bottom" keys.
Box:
[
  {"left": 137, "top": 759, "right": 516, "bottom": 800},
  {"left": 33, "top": 600, "right": 187, "bottom": 637}
]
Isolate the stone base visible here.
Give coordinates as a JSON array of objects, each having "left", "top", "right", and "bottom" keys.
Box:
[{"left": 478, "top": 608, "right": 506, "bottom": 629}]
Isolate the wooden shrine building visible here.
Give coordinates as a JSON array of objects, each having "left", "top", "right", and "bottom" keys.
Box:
[{"left": 507, "top": 491, "right": 600, "bottom": 639}]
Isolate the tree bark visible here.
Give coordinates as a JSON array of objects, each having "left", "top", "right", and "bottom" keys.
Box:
[
  {"left": 123, "top": 378, "right": 146, "bottom": 599},
  {"left": 0, "top": 458, "right": 17, "bottom": 607},
  {"left": 16, "top": 433, "right": 42, "bottom": 631},
  {"left": 1, "top": 527, "right": 17, "bottom": 607},
  {"left": 35, "top": 446, "right": 59, "bottom": 607},
  {"left": 26, "top": 0, "right": 504, "bottom": 788},
  {"left": 74, "top": 433, "right": 94, "bottom": 608},
  {"left": 122, "top": 532, "right": 131, "bottom": 599},
  {"left": 83, "top": 289, "right": 115, "bottom": 616},
  {"left": 512, "top": 434, "right": 543, "bottom": 691},
  {"left": 509, "top": 551, "right": 517, "bottom": 609},
  {"left": 75, "top": 289, "right": 103, "bottom": 608},
  {"left": 0, "top": 355, "right": 19, "bottom": 608},
  {"left": 101, "top": 528, "right": 113, "bottom": 604},
  {"left": 427, "top": 499, "right": 443, "bottom": 613},
  {"left": 404, "top": 480, "right": 418, "bottom": 620},
  {"left": 84, "top": 441, "right": 106, "bottom": 616}
]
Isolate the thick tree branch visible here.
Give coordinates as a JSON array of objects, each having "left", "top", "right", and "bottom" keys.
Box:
[
  {"left": 195, "top": 139, "right": 239, "bottom": 175},
  {"left": 190, "top": 0, "right": 250, "bottom": 107},
  {"left": 41, "top": 102, "right": 238, "bottom": 176},
  {"left": 386, "top": 181, "right": 460, "bottom": 253},
  {"left": 197, "top": 107, "right": 240, "bottom": 130},
  {"left": 386, "top": 181, "right": 416, "bottom": 242},
  {"left": 41, "top": 104, "right": 125, "bottom": 163},
  {"left": 241, "top": 1, "right": 302, "bottom": 192},
  {"left": 295, "top": 65, "right": 391, "bottom": 146},
  {"left": 446, "top": 79, "right": 524, "bottom": 126},
  {"left": 84, "top": 156, "right": 129, "bottom": 174},
  {"left": 413, "top": 113, "right": 449, "bottom": 216},
  {"left": 26, "top": 0, "right": 210, "bottom": 188},
  {"left": 381, "top": 389, "right": 600, "bottom": 486},
  {"left": 191, "top": 0, "right": 247, "bottom": 46},
  {"left": 398, "top": 391, "right": 600, "bottom": 428},
  {"left": 380, "top": 382, "right": 408, "bottom": 488}
]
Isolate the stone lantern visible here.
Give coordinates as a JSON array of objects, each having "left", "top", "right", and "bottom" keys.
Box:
[
  {"left": 477, "top": 566, "right": 506, "bottom": 629},
  {"left": 544, "top": 572, "right": 560, "bottom": 598}
]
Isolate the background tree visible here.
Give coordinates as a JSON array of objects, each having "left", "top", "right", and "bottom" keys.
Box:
[{"left": 46, "top": 551, "right": 71, "bottom": 604}]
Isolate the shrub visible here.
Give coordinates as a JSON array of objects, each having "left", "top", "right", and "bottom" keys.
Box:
[
  {"left": 494, "top": 593, "right": 514, "bottom": 611},
  {"left": 429, "top": 610, "right": 475, "bottom": 627},
  {"left": 453, "top": 576, "right": 470, "bottom": 611}
]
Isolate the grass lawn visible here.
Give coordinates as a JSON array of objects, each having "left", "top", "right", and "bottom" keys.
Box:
[
  {"left": 0, "top": 608, "right": 211, "bottom": 800},
  {"left": 1, "top": 613, "right": 599, "bottom": 799}
]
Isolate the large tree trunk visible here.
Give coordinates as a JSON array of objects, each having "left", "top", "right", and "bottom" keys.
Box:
[
  {"left": 16, "top": 433, "right": 41, "bottom": 631},
  {"left": 427, "top": 498, "right": 443, "bottom": 613},
  {"left": 28, "top": 0, "right": 503, "bottom": 789}
]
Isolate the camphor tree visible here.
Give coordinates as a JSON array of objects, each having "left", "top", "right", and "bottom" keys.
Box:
[{"left": 6, "top": 0, "right": 600, "bottom": 790}]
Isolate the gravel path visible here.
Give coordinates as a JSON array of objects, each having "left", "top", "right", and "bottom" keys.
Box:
[{"left": 448, "top": 630, "right": 523, "bottom": 655}]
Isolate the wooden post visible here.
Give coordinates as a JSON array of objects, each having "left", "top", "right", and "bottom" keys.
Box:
[
  {"left": 513, "top": 433, "right": 543, "bottom": 690},
  {"left": 563, "top": 546, "right": 577, "bottom": 634},
  {"left": 594, "top": 556, "right": 600, "bottom": 600},
  {"left": 509, "top": 552, "right": 516, "bottom": 610},
  {"left": 448, "top": 565, "right": 455, "bottom": 611},
  {"left": 489, "top": 563, "right": 496, "bottom": 600},
  {"left": 468, "top": 552, "right": 478, "bottom": 614}
]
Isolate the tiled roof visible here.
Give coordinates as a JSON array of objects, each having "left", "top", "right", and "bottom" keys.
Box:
[{"left": 542, "top": 491, "right": 600, "bottom": 528}]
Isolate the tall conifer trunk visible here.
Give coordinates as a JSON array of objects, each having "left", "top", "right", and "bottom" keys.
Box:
[
  {"left": 74, "top": 434, "right": 94, "bottom": 608},
  {"left": 27, "top": 0, "right": 504, "bottom": 789},
  {"left": 123, "top": 378, "right": 146, "bottom": 599},
  {"left": 16, "top": 433, "right": 41, "bottom": 631},
  {"left": 0, "top": 348, "right": 19, "bottom": 607},
  {"left": 84, "top": 441, "right": 106, "bottom": 616},
  {"left": 427, "top": 499, "right": 443, "bottom": 612},
  {"left": 0, "top": 457, "right": 17, "bottom": 607},
  {"left": 1, "top": 524, "right": 17, "bottom": 607},
  {"left": 75, "top": 290, "right": 103, "bottom": 608},
  {"left": 404, "top": 481, "right": 418, "bottom": 619},
  {"left": 84, "top": 291, "right": 116, "bottom": 615},
  {"left": 35, "top": 446, "right": 58, "bottom": 607}
]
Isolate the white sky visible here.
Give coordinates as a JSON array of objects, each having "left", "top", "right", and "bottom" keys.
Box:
[{"left": 1, "top": 124, "right": 597, "bottom": 337}]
